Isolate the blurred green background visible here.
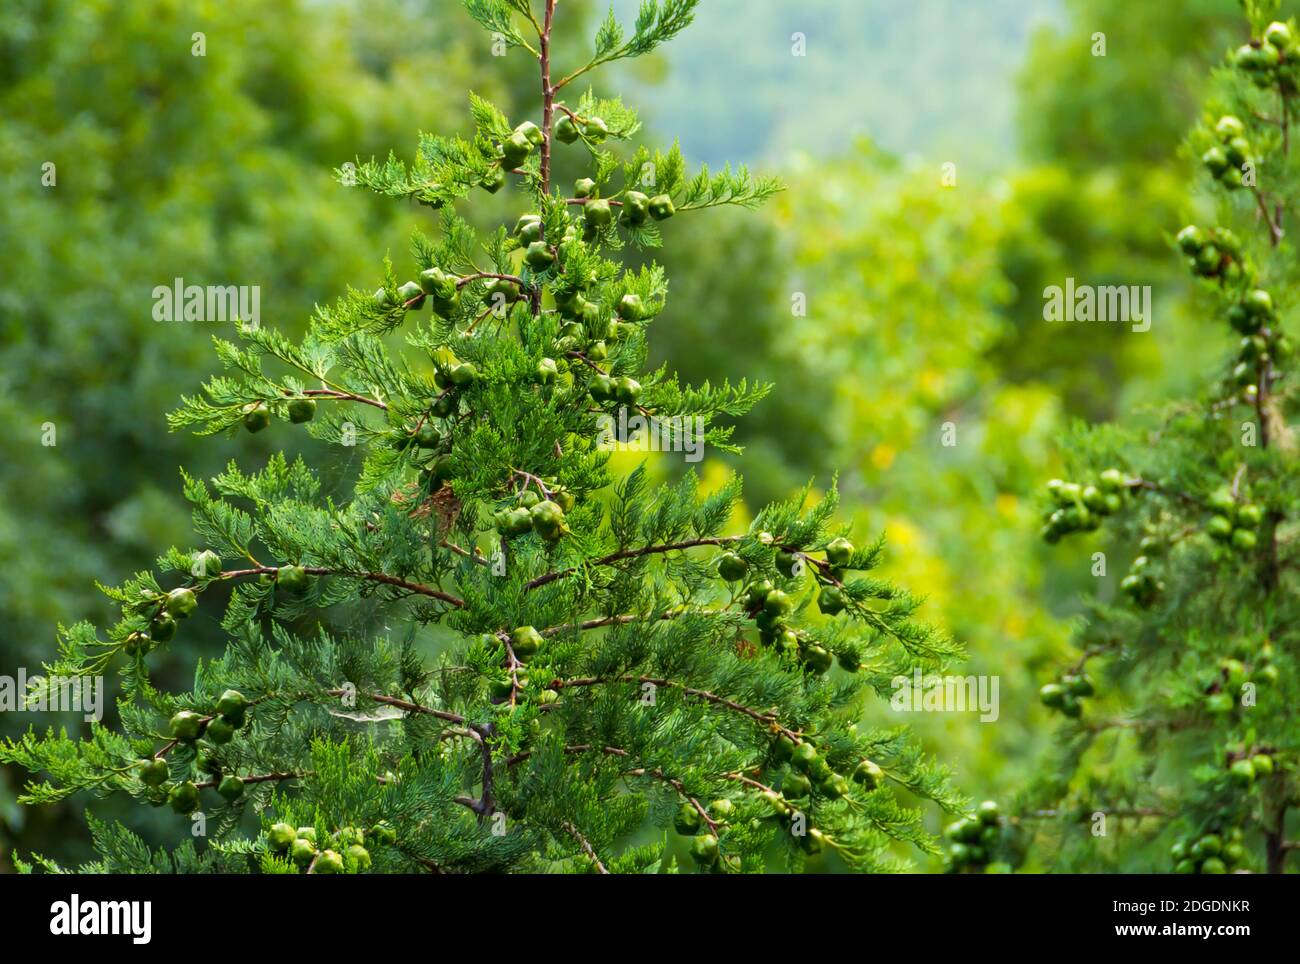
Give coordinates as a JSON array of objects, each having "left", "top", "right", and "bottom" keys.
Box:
[{"left": 0, "top": 0, "right": 1253, "bottom": 870}]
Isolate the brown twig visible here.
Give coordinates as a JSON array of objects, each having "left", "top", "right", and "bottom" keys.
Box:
[
  {"left": 193, "top": 771, "right": 302, "bottom": 790},
  {"left": 221, "top": 566, "right": 464, "bottom": 608},
  {"left": 325, "top": 689, "right": 469, "bottom": 727},
  {"left": 301, "top": 388, "right": 388, "bottom": 411},
  {"left": 507, "top": 743, "right": 720, "bottom": 834},
  {"left": 1251, "top": 186, "right": 1284, "bottom": 246},
  {"left": 560, "top": 820, "right": 609, "bottom": 874},
  {"left": 539, "top": 0, "right": 556, "bottom": 194},
  {"left": 526, "top": 536, "right": 740, "bottom": 590},
  {"left": 551, "top": 674, "right": 801, "bottom": 740},
  {"left": 455, "top": 271, "right": 526, "bottom": 290}
]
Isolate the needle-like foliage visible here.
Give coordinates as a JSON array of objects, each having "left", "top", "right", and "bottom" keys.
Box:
[{"left": 2, "top": 0, "right": 963, "bottom": 875}]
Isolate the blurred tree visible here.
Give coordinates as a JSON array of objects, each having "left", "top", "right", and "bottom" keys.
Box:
[
  {"left": 1016, "top": 3, "right": 1300, "bottom": 873},
  {"left": 775, "top": 147, "right": 1076, "bottom": 866},
  {"left": 1019, "top": 0, "right": 1241, "bottom": 168},
  {"left": 995, "top": 0, "right": 1246, "bottom": 420}
]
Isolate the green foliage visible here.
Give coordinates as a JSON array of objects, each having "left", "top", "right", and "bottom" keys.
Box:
[
  {"left": 2, "top": 0, "right": 965, "bottom": 874},
  {"left": 1021, "top": 6, "right": 1300, "bottom": 872}
]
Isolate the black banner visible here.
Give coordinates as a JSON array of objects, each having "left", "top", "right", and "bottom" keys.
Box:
[{"left": 0, "top": 871, "right": 1281, "bottom": 950}]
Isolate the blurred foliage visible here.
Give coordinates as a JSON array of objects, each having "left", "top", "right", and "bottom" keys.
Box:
[
  {"left": 772, "top": 150, "right": 1075, "bottom": 863},
  {"left": 997, "top": 0, "right": 1246, "bottom": 420},
  {"left": 1018, "top": 0, "right": 1242, "bottom": 168}
]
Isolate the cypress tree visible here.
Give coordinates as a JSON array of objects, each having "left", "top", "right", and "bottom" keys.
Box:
[
  {"left": 1, "top": 0, "right": 964, "bottom": 874},
  {"left": 1021, "top": 3, "right": 1300, "bottom": 873}
]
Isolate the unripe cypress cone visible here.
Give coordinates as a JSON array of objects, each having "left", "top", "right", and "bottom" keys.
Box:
[
  {"left": 585, "top": 198, "right": 613, "bottom": 228},
  {"left": 1063, "top": 673, "right": 1094, "bottom": 697},
  {"left": 397, "top": 281, "right": 425, "bottom": 308},
  {"left": 150, "top": 613, "right": 177, "bottom": 642},
  {"left": 802, "top": 645, "right": 833, "bottom": 674},
  {"left": 1215, "top": 115, "right": 1246, "bottom": 140},
  {"left": 554, "top": 114, "right": 579, "bottom": 143},
  {"left": 613, "top": 376, "right": 641, "bottom": 405},
  {"left": 825, "top": 537, "right": 855, "bottom": 567},
  {"left": 717, "top": 552, "right": 748, "bottom": 581},
  {"left": 1176, "top": 225, "right": 1205, "bottom": 254},
  {"left": 673, "top": 801, "right": 702, "bottom": 835},
  {"left": 510, "top": 625, "right": 544, "bottom": 657},
  {"left": 139, "top": 758, "right": 168, "bottom": 787},
  {"left": 204, "top": 716, "right": 235, "bottom": 745},
  {"left": 243, "top": 403, "right": 270, "bottom": 433},
  {"left": 192, "top": 549, "right": 223, "bottom": 578},
  {"left": 449, "top": 362, "right": 478, "bottom": 387},
  {"left": 169, "top": 710, "right": 203, "bottom": 742},
  {"left": 1264, "top": 21, "right": 1292, "bottom": 49},
  {"left": 818, "top": 586, "right": 845, "bottom": 615},
  {"left": 852, "top": 759, "right": 885, "bottom": 789},
  {"left": 486, "top": 278, "right": 521, "bottom": 305},
  {"left": 648, "top": 194, "right": 675, "bottom": 220},
  {"left": 524, "top": 241, "right": 554, "bottom": 270},
  {"left": 763, "top": 589, "right": 793, "bottom": 616},
  {"left": 689, "top": 833, "right": 719, "bottom": 865},
  {"left": 501, "top": 130, "right": 532, "bottom": 166},
  {"left": 291, "top": 837, "right": 317, "bottom": 866},
  {"left": 620, "top": 191, "right": 649, "bottom": 226},
  {"left": 165, "top": 587, "right": 197, "bottom": 619},
  {"left": 419, "top": 266, "right": 456, "bottom": 299},
  {"left": 277, "top": 565, "right": 310, "bottom": 594},
  {"left": 315, "top": 849, "right": 345, "bottom": 874},
  {"left": 618, "top": 293, "right": 645, "bottom": 320},
  {"left": 169, "top": 781, "right": 200, "bottom": 814},
  {"left": 347, "top": 844, "right": 372, "bottom": 871},
  {"left": 515, "top": 120, "right": 544, "bottom": 147},
  {"left": 530, "top": 499, "right": 566, "bottom": 539},
  {"left": 515, "top": 214, "right": 542, "bottom": 243},
  {"left": 268, "top": 822, "right": 296, "bottom": 851},
  {"left": 791, "top": 740, "right": 818, "bottom": 772},
  {"left": 287, "top": 397, "right": 316, "bottom": 423}
]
